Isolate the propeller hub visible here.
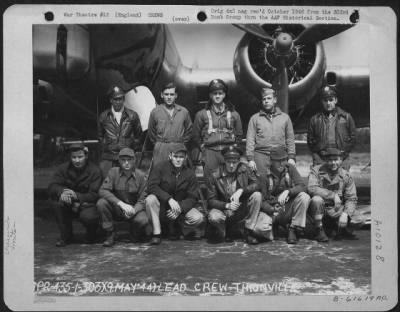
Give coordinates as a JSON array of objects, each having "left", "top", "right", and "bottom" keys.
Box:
[{"left": 274, "top": 33, "right": 293, "bottom": 54}]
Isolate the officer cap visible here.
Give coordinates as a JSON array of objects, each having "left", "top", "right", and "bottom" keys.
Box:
[
  {"left": 261, "top": 87, "right": 276, "bottom": 96},
  {"left": 107, "top": 85, "right": 125, "bottom": 98},
  {"left": 319, "top": 85, "right": 337, "bottom": 98},
  {"left": 270, "top": 147, "right": 288, "bottom": 161},
  {"left": 321, "top": 148, "right": 343, "bottom": 158},
  {"left": 209, "top": 79, "right": 228, "bottom": 93},
  {"left": 119, "top": 148, "right": 135, "bottom": 158},
  {"left": 221, "top": 145, "right": 243, "bottom": 160},
  {"left": 170, "top": 143, "right": 187, "bottom": 154},
  {"left": 68, "top": 143, "right": 88, "bottom": 153}
]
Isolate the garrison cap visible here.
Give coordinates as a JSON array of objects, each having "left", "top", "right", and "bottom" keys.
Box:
[
  {"left": 319, "top": 85, "right": 337, "bottom": 98},
  {"left": 321, "top": 148, "right": 343, "bottom": 158},
  {"left": 170, "top": 143, "right": 188, "bottom": 154},
  {"left": 119, "top": 147, "right": 135, "bottom": 158},
  {"left": 270, "top": 147, "right": 288, "bottom": 161},
  {"left": 209, "top": 79, "right": 228, "bottom": 93},
  {"left": 221, "top": 145, "right": 243, "bottom": 160},
  {"left": 261, "top": 87, "right": 276, "bottom": 96},
  {"left": 107, "top": 85, "right": 125, "bottom": 98},
  {"left": 68, "top": 143, "right": 88, "bottom": 153}
]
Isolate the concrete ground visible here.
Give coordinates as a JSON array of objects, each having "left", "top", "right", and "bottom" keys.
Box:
[{"left": 34, "top": 211, "right": 371, "bottom": 296}]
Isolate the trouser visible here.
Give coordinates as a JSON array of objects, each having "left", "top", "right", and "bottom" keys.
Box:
[
  {"left": 96, "top": 198, "right": 151, "bottom": 240},
  {"left": 254, "top": 151, "right": 271, "bottom": 177},
  {"left": 252, "top": 211, "right": 274, "bottom": 240},
  {"left": 203, "top": 148, "right": 225, "bottom": 179},
  {"left": 145, "top": 194, "right": 205, "bottom": 237},
  {"left": 51, "top": 200, "right": 99, "bottom": 241},
  {"left": 207, "top": 192, "right": 262, "bottom": 240},
  {"left": 273, "top": 192, "right": 310, "bottom": 228},
  {"left": 99, "top": 159, "right": 119, "bottom": 179},
  {"left": 308, "top": 195, "right": 362, "bottom": 234},
  {"left": 312, "top": 152, "right": 351, "bottom": 171}
]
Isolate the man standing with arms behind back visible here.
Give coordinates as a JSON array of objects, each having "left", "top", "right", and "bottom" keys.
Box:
[
  {"left": 246, "top": 87, "right": 296, "bottom": 177},
  {"left": 147, "top": 83, "right": 193, "bottom": 166},
  {"left": 98, "top": 85, "right": 143, "bottom": 178},
  {"left": 307, "top": 85, "right": 356, "bottom": 171}
]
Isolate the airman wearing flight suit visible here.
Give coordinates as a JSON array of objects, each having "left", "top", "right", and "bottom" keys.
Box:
[
  {"left": 246, "top": 87, "right": 296, "bottom": 177},
  {"left": 147, "top": 83, "right": 193, "bottom": 166},
  {"left": 98, "top": 86, "right": 143, "bottom": 178},
  {"left": 307, "top": 85, "right": 357, "bottom": 171},
  {"left": 193, "top": 79, "right": 243, "bottom": 178},
  {"left": 307, "top": 148, "right": 363, "bottom": 240}
]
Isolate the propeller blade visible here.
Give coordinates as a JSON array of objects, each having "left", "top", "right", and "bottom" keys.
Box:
[
  {"left": 294, "top": 24, "right": 354, "bottom": 45},
  {"left": 272, "top": 60, "right": 289, "bottom": 113},
  {"left": 233, "top": 24, "right": 274, "bottom": 42}
]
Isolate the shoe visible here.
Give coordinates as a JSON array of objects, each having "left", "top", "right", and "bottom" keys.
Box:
[
  {"left": 341, "top": 227, "right": 359, "bottom": 240},
  {"left": 103, "top": 231, "right": 115, "bottom": 247},
  {"left": 246, "top": 234, "right": 259, "bottom": 245},
  {"left": 287, "top": 227, "right": 297, "bottom": 244},
  {"left": 149, "top": 235, "right": 161, "bottom": 245},
  {"left": 315, "top": 227, "right": 329, "bottom": 242},
  {"left": 55, "top": 239, "right": 68, "bottom": 247}
]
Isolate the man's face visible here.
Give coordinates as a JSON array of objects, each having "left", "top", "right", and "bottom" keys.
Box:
[
  {"left": 119, "top": 156, "right": 135, "bottom": 171},
  {"left": 261, "top": 93, "right": 277, "bottom": 111},
  {"left": 321, "top": 96, "right": 337, "bottom": 113},
  {"left": 326, "top": 156, "right": 342, "bottom": 172},
  {"left": 169, "top": 152, "right": 186, "bottom": 168},
  {"left": 271, "top": 158, "right": 287, "bottom": 173},
  {"left": 210, "top": 90, "right": 226, "bottom": 105},
  {"left": 161, "top": 87, "right": 178, "bottom": 106},
  {"left": 110, "top": 96, "right": 125, "bottom": 112},
  {"left": 225, "top": 158, "right": 240, "bottom": 174},
  {"left": 70, "top": 150, "right": 87, "bottom": 169}
]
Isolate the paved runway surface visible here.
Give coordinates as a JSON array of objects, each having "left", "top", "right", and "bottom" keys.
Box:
[{"left": 35, "top": 214, "right": 371, "bottom": 296}]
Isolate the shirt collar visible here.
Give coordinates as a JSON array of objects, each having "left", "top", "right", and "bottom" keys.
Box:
[
  {"left": 119, "top": 168, "right": 137, "bottom": 179},
  {"left": 212, "top": 103, "right": 226, "bottom": 114},
  {"left": 259, "top": 107, "right": 281, "bottom": 117}
]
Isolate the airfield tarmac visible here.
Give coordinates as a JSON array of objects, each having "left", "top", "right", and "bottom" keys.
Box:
[{"left": 34, "top": 213, "right": 371, "bottom": 296}]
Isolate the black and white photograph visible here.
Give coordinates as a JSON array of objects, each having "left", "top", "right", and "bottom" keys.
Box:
[{"left": 3, "top": 5, "right": 397, "bottom": 311}]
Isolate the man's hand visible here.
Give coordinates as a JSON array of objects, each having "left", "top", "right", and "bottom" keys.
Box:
[
  {"left": 277, "top": 190, "right": 290, "bottom": 206},
  {"left": 118, "top": 202, "right": 136, "bottom": 218},
  {"left": 248, "top": 160, "right": 257, "bottom": 171},
  {"left": 168, "top": 198, "right": 182, "bottom": 215},
  {"left": 230, "top": 189, "right": 243, "bottom": 203},
  {"left": 226, "top": 201, "right": 241, "bottom": 212},
  {"left": 60, "top": 190, "right": 72, "bottom": 205},
  {"left": 288, "top": 159, "right": 296, "bottom": 166},
  {"left": 338, "top": 212, "right": 348, "bottom": 228},
  {"left": 334, "top": 194, "right": 342, "bottom": 210}
]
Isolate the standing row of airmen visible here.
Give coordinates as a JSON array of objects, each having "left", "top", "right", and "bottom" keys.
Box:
[{"left": 48, "top": 79, "right": 363, "bottom": 247}]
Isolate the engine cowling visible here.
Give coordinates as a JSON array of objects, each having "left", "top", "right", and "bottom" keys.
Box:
[{"left": 233, "top": 25, "right": 326, "bottom": 112}]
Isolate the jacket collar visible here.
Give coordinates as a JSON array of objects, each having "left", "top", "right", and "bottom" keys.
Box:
[
  {"left": 319, "top": 106, "right": 346, "bottom": 118},
  {"left": 259, "top": 107, "right": 282, "bottom": 117},
  {"left": 318, "top": 164, "right": 346, "bottom": 181},
  {"left": 118, "top": 167, "right": 137, "bottom": 179}
]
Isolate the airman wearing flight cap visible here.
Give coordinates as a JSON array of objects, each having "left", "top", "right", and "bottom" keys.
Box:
[
  {"left": 193, "top": 79, "right": 243, "bottom": 178},
  {"left": 97, "top": 147, "right": 150, "bottom": 247},
  {"left": 307, "top": 147, "right": 363, "bottom": 241},
  {"left": 246, "top": 87, "right": 296, "bottom": 177},
  {"left": 257, "top": 147, "right": 310, "bottom": 244},
  {"left": 307, "top": 85, "right": 356, "bottom": 171},
  {"left": 48, "top": 143, "right": 102, "bottom": 247},
  {"left": 98, "top": 85, "right": 143, "bottom": 178},
  {"left": 145, "top": 143, "right": 204, "bottom": 245},
  {"left": 206, "top": 145, "right": 263, "bottom": 244}
]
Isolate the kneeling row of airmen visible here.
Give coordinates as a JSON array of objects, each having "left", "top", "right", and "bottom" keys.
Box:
[{"left": 48, "top": 142, "right": 364, "bottom": 247}]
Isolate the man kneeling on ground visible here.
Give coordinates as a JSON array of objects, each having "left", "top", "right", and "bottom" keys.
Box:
[
  {"left": 259, "top": 147, "right": 311, "bottom": 244},
  {"left": 307, "top": 147, "right": 363, "bottom": 240},
  {"left": 48, "top": 143, "right": 102, "bottom": 247},
  {"left": 97, "top": 148, "right": 150, "bottom": 247},
  {"left": 207, "top": 145, "right": 262, "bottom": 244},
  {"left": 145, "top": 143, "right": 205, "bottom": 245}
]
